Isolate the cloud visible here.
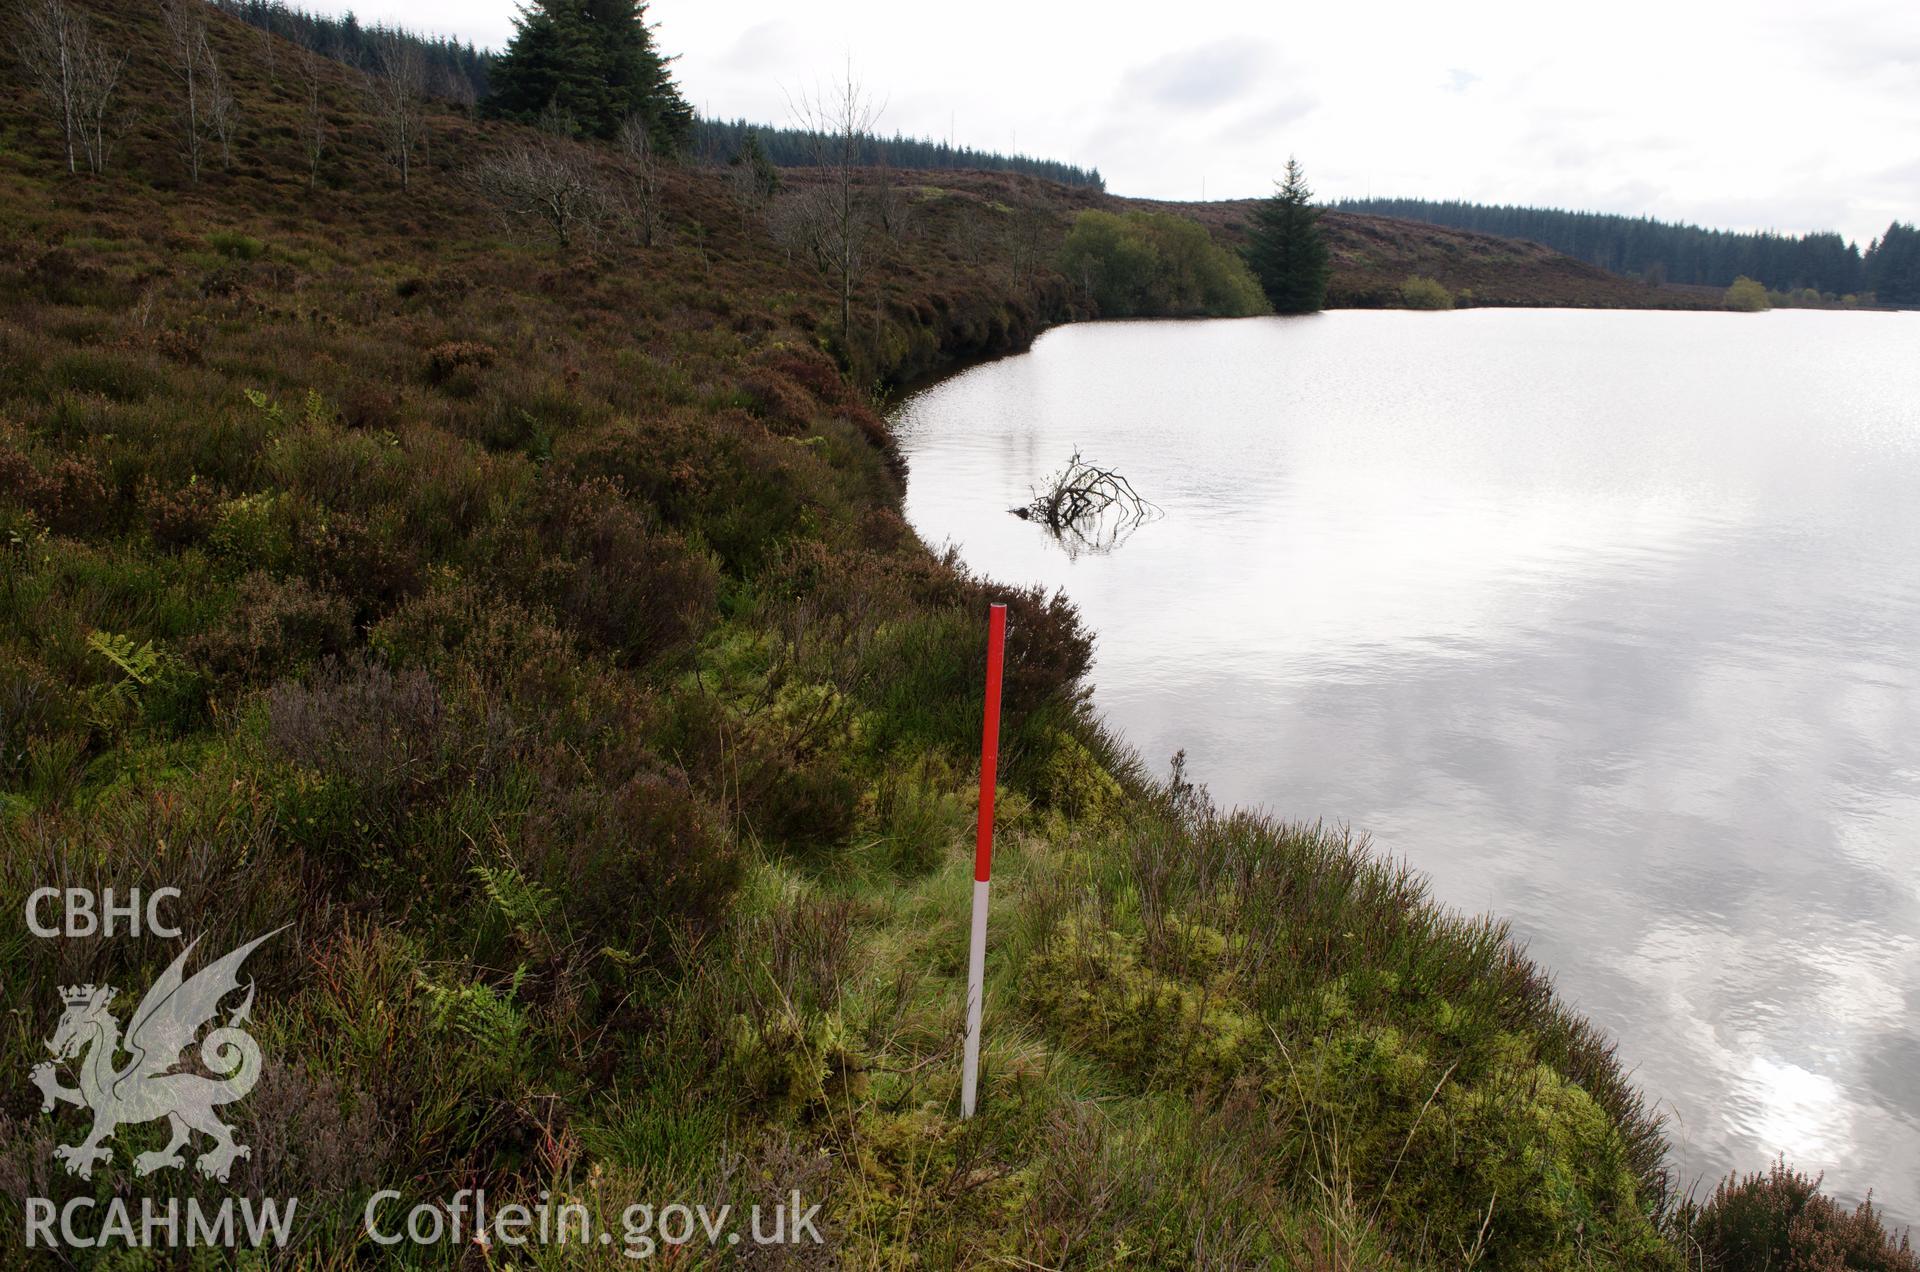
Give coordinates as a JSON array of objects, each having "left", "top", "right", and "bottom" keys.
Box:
[
  {"left": 717, "top": 20, "right": 799, "bottom": 73},
  {"left": 1229, "top": 92, "right": 1319, "bottom": 134},
  {"left": 1119, "top": 40, "right": 1273, "bottom": 112},
  {"left": 1873, "top": 156, "right": 1920, "bottom": 185},
  {"left": 1780, "top": 24, "right": 1920, "bottom": 80},
  {"left": 1445, "top": 68, "right": 1481, "bottom": 93}
]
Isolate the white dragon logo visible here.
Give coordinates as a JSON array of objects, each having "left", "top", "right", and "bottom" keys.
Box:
[{"left": 28, "top": 929, "right": 283, "bottom": 1182}]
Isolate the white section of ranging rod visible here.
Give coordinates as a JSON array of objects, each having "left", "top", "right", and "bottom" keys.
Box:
[{"left": 960, "top": 877, "right": 991, "bottom": 1118}]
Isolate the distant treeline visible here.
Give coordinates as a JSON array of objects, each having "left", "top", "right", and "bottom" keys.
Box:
[
  {"left": 692, "top": 117, "right": 1104, "bottom": 189},
  {"left": 1335, "top": 197, "right": 1880, "bottom": 297},
  {"left": 216, "top": 0, "right": 493, "bottom": 103}
]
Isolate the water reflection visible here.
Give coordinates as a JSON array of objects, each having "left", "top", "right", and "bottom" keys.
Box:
[
  {"left": 1011, "top": 448, "right": 1163, "bottom": 558},
  {"left": 895, "top": 309, "right": 1920, "bottom": 1221}
]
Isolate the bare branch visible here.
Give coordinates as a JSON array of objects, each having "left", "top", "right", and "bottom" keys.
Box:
[{"left": 1016, "top": 450, "right": 1161, "bottom": 556}]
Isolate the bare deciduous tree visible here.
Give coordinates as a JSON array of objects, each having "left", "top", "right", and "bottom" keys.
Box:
[
  {"left": 11, "top": 0, "right": 125, "bottom": 175},
  {"left": 788, "top": 64, "right": 882, "bottom": 348},
  {"left": 72, "top": 29, "right": 123, "bottom": 174},
  {"left": 249, "top": 8, "right": 277, "bottom": 86},
  {"left": 1005, "top": 208, "right": 1052, "bottom": 292},
  {"left": 159, "top": 0, "right": 209, "bottom": 182},
  {"left": 874, "top": 155, "right": 911, "bottom": 241},
  {"left": 616, "top": 114, "right": 665, "bottom": 247},
  {"left": 295, "top": 42, "right": 327, "bottom": 188},
  {"left": 765, "top": 186, "right": 818, "bottom": 266},
  {"left": 433, "top": 62, "right": 476, "bottom": 114},
  {"left": 366, "top": 33, "right": 427, "bottom": 191},
  {"left": 464, "top": 140, "right": 615, "bottom": 249},
  {"left": 202, "top": 41, "right": 238, "bottom": 169}
]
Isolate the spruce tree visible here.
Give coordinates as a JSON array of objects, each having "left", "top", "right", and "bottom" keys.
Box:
[
  {"left": 732, "top": 128, "right": 780, "bottom": 202},
  {"left": 1865, "top": 222, "right": 1920, "bottom": 306},
  {"left": 484, "top": 1, "right": 691, "bottom": 148},
  {"left": 1246, "top": 158, "right": 1330, "bottom": 314}
]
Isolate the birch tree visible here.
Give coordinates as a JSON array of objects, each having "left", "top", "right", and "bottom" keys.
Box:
[
  {"left": 202, "top": 40, "right": 238, "bottom": 169},
  {"left": 366, "top": 32, "right": 427, "bottom": 191},
  {"left": 789, "top": 66, "right": 881, "bottom": 348},
  {"left": 159, "top": 0, "right": 209, "bottom": 182},
  {"left": 72, "top": 24, "right": 123, "bottom": 174},
  {"left": 616, "top": 113, "right": 664, "bottom": 246},
  {"left": 295, "top": 42, "right": 328, "bottom": 188},
  {"left": 11, "top": 0, "right": 125, "bottom": 175}
]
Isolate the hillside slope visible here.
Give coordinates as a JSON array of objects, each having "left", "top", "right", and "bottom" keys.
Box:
[
  {"left": 1137, "top": 196, "right": 1728, "bottom": 309},
  {"left": 0, "top": 2, "right": 1905, "bottom": 1268}
]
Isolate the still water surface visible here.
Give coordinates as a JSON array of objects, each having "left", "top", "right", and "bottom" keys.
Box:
[{"left": 894, "top": 309, "right": 1920, "bottom": 1218}]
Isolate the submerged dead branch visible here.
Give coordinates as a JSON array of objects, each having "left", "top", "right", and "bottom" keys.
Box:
[{"left": 1013, "top": 450, "right": 1161, "bottom": 557}]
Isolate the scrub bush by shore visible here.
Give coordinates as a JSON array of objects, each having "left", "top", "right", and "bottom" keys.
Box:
[
  {"left": 1059, "top": 208, "right": 1271, "bottom": 318},
  {"left": 1400, "top": 273, "right": 1456, "bottom": 309}
]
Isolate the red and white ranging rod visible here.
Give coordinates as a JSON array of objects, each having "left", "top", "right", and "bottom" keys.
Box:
[{"left": 961, "top": 602, "right": 1007, "bottom": 1119}]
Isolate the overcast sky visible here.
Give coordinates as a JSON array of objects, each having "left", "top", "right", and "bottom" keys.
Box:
[{"left": 309, "top": 0, "right": 1917, "bottom": 246}]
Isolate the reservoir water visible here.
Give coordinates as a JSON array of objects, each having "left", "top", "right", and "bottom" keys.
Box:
[{"left": 893, "top": 309, "right": 1920, "bottom": 1219}]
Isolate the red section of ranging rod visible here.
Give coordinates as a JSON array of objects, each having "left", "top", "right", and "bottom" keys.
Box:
[{"left": 975, "top": 604, "right": 1008, "bottom": 883}]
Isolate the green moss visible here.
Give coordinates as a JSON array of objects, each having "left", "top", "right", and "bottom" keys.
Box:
[
  {"left": 1269, "top": 1020, "right": 1675, "bottom": 1268},
  {"left": 1039, "top": 726, "right": 1125, "bottom": 819},
  {"left": 1026, "top": 916, "right": 1258, "bottom": 1090},
  {"left": 207, "top": 230, "right": 268, "bottom": 260},
  {"left": 724, "top": 1009, "right": 869, "bottom": 1117}
]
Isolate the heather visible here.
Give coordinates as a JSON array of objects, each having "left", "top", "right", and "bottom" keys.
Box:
[{"left": 0, "top": 2, "right": 1907, "bottom": 1267}]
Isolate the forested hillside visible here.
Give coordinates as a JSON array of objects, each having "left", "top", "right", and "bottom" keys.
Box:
[
  {"left": 1336, "top": 196, "right": 1879, "bottom": 296},
  {"left": 692, "top": 117, "right": 1105, "bottom": 189},
  {"left": 215, "top": 0, "right": 491, "bottom": 104}
]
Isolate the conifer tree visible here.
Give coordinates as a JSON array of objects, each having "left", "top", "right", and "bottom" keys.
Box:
[
  {"left": 1246, "top": 158, "right": 1330, "bottom": 314},
  {"left": 729, "top": 127, "right": 780, "bottom": 204},
  {"left": 484, "top": 1, "right": 690, "bottom": 148},
  {"left": 1865, "top": 222, "right": 1920, "bottom": 306}
]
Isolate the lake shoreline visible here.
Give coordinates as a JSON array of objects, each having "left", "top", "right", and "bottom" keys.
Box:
[{"left": 893, "top": 309, "right": 1920, "bottom": 1231}]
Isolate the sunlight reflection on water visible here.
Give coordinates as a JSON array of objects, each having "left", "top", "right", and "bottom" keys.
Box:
[{"left": 894, "top": 308, "right": 1920, "bottom": 1220}]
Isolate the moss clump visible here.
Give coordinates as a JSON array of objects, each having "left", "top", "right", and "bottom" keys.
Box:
[
  {"left": 1025, "top": 915, "right": 1259, "bottom": 1090},
  {"left": 1278, "top": 1023, "right": 1674, "bottom": 1268},
  {"left": 1039, "top": 726, "right": 1125, "bottom": 820},
  {"left": 725, "top": 1009, "right": 869, "bottom": 1118}
]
